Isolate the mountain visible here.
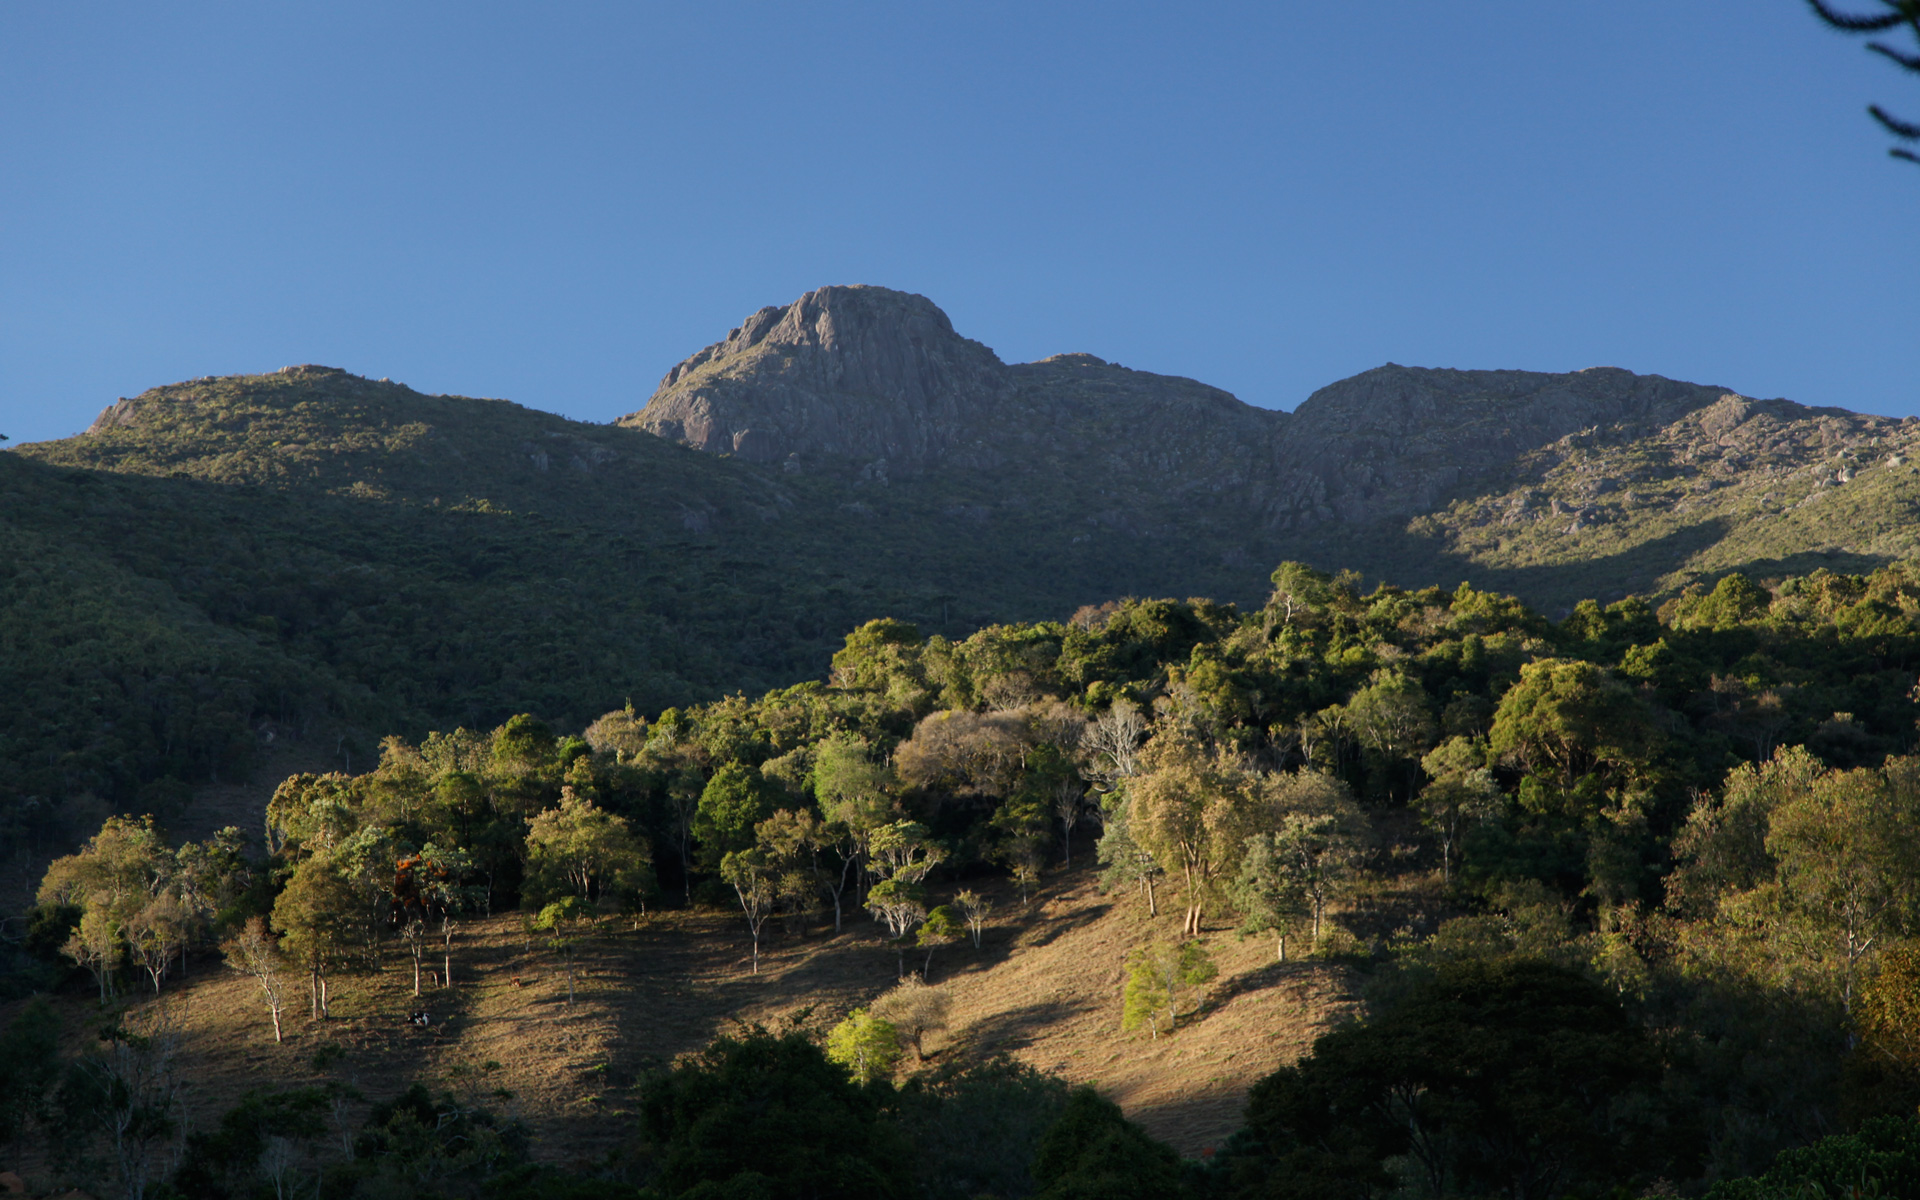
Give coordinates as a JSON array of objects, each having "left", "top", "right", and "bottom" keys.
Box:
[
  {"left": 628, "top": 285, "right": 1727, "bottom": 530},
  {"left": 626, "top": 284, "right": 1920, "bottom": 607},
  {"left": 7, "top": 283, "right": 1920, "bottom": 898}
]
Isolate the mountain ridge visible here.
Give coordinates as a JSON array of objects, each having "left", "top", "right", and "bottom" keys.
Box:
[
  {"left": 622, "top": 285, "right": 1751, "bottom": 533},
  {"left": 9, "top": 284, "right": 1920, "bottom": 902}
]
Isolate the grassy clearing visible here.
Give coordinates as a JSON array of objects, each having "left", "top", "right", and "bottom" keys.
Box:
[{"left": 10, "top": 863, "right": 1360, "bottom": 1167}]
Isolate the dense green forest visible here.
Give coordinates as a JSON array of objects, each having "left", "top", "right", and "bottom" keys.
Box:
[
  {"left": 0, "top": 367, "right": 1286, "bottom": 884},
  {"left": 10, "top": 559, "right": 1920, "bottom": 1196}
]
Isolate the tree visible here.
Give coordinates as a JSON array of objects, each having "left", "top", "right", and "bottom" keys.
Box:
[
  {"left": 954, "top": 888, "right": 993, "bottom": 949},
  {"left": 124, "top": 891, "right": 190, "bottom": 994},
  {"left": 868, "top": 819, "right": 946, "bottom": 886},
  {"left": 1810, "top": 1, "right": 1920, "bottom": 164},
  {"left": 222, "top": 917, "right": 289, "bottom": 1043},
  {"left": 1855, "top": 942, "right": 1920, "bottom": 1111},
  {"left": 169, "top": 1086, "right": 332, "bottom": 1200},
  {"left": 1267, "top": 561, "right": 1340, "bottom": 626},
  {"left": 1416, "top": 736, "right": 1503, "bottom": 886},
  {"left": 332, "top": 823, "right": 404, "bottom": 971},
  {"left": 1084, "top": 697, "right": 1148, "bottom": 791},
  {"left": 1667, "top": 744, "right": 1827, "bottom": 918},
  {"left": 400, "top": 911, "right": 433, "bottom": 998},
  {"left": 638, "top": 1026, "right": 910, "bottom": 1198},
  {"left": 263, "top": 773, "right": 359, "bottom": 861},
  {"left": 1766, "top": 763, "right": 1920, "bottom": 1014},
  {"left": 79, "top": 1014, "right": 188, "bottom": 1200},
  {"left": 867, "top": 878, "right": 929, "bottom": 978},
  {"left": 917, "top": 905, "right": 964, "bottom": 981},
  {"left": 65, "top": 905, "right": 124, "bottom": 1004},
  {"left": 826, "top": 1008, "right": 904, "bottom": 1085},
  {"left": 416, "top": 842, "right": 483, "bottom": 990},
  {"left": 38, "top": 813, "right": 174, "bottom": 1001},
  {"left": 895, "top": 1058, "right": 1071, "bottom": 1200},
  {"left": 1031, "top": 1087, "right": 1186, "bottom": 1200},
  {"left": 1227, "top": 959, "right": 1665, "bottom": 1200},
  {"left": 271, "top": 855, "right": 357, "bottom": 1020},
  {"left": 1701, "top": 1114, "right": 1920, "bottom": 1200},
  {"left": 1121, "top": 939, "right": 1217, "bottom": 1038},
  {"left": 523, "top": 788, "right": 653, "bottom": 907},
  {"left": 0, "top": 1000, "right": 61, "bottom": 1164},
  {"left": 173, "top": 825, "right": 250, "bottom": 939},
  {"left": 1128, "top": 733, "right": 1254, "bottom": 937},
  {"left": 1489, "top": 659, "right": 1654, "bottom": 798},
  {"left": 694, "top": 761, "right": 779, "bottom": 868},
  {"left": 583, "top": 702, "right": 650, "bottom": 759},
  {"left": 894, "top": 709, "right": 1031, "bottom": 799},
  {"left": 872, "top": 976, "right": 952, "bottom": 1062},
  {"left": 533, "top": 897, "right": 593, "bottom": 1006},
  {"left": 991, "top": 790, "right": 1049, "bottom": 902},
  {"left": 1229, "top": 833, "right": 1311, "bottom": 962},
  {"left": 1096, "top": 793, "right": 1165, "bottom": 917},
  {"left": 1344, "top": 670, "right": 1437, "bottom": 801},
  {"left": 758, "top": 806, "right": 842, "bottom": 932},
  {"left": 1270, "top": 807, "right": 1367, "bottom": 947},
  {"left": 720, "top": 847, "right": 780, "bottom": 974}
]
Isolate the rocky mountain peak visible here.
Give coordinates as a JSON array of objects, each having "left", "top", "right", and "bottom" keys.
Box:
[
  {"left": 625, "top": 285, "right": 1008, "bottom": 464},
  {"left": 623, "top": 286, "right": 1748, "bottom": 536}
]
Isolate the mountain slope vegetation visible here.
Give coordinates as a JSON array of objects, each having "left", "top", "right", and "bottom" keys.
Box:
[
  {"left": 8, "top": 285, "right": 1920, "bottom": 895},
  {"left": 11, "top": 556, "right": 1920, "bottom": 1198}
]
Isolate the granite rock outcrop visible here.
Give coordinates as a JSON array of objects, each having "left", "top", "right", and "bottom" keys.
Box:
[{"left": 623, "top": 286, "right": 1736, "bottom": 533}]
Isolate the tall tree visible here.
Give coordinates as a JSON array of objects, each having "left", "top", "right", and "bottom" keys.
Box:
[
  {"left": 1489, "top": 658, "right": 1655, "bottom": 801},
  {"left": 1416, "top": 737, "right": 1502, "bottom": 886},
  {"left": 694, "top": 762, "right": 779, "bottom": 868},
  {"left": 1129, "top": 733, "right": 1253, "bottom": 937},
  {"left": 867, "top": 879, "right": 929, "bottom": 978},
  {"left": 1344, "top": 669, "right": 1437, "bottom": 801},
  {"left": 222, "top": 917, "right": 289, "bottom": 1043},
  {"left": 523, "top": 788, "right": 653, "bottom": 907},
  {"left": 719, "top": 847, "right": 781, "bottom": 975},
  {"left": 1767, "top": 762, "right": 1920, "bottom": 1014},
  {"left": 271, "top": 855, "right": 357, "bottom": 1020},
  {"left": 1229, "top": 833, "right": 1311, "bottom": 962},
  {"left": 416, "top": 842, "right": 484, "bottom": 989}
]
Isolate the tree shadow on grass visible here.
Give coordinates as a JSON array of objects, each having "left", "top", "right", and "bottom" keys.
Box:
[
  {"left": 956, "top": 997, "right": 1090, "bottom": 1057},
  {"left": 1126, "top": 1087, "right": 1253, "bottom": 1159}
]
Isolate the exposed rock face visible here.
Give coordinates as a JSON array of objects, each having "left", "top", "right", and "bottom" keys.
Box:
[
  {"left": 626, "top": 286, "right": 1009, "bottom": 464},
  {"left": 623, "top": 286, "right": 1737, "bottom": 531}
]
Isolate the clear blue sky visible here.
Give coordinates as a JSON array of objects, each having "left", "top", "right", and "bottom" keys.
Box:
[{"left": 2, "top": 3, "right": 1914, "bottom": 446}]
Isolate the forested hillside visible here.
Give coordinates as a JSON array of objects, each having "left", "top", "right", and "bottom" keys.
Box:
[
  {"left": 9, "top": 560, "right": 1920, "bottom": 1197},
  {"left": 0, "top": 365, "right": 1272, "bottom": 905},
  {"left": 11, "top": 287, "right": 1920, "bottom": 898}
]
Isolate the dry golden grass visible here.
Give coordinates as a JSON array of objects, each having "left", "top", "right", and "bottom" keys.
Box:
[
  {"left": 925, "top": 870, "right": 1359, "bottom": 1156},
  {"left": 12, "top": 863, "right": 1359, "bottom": 1169}
]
